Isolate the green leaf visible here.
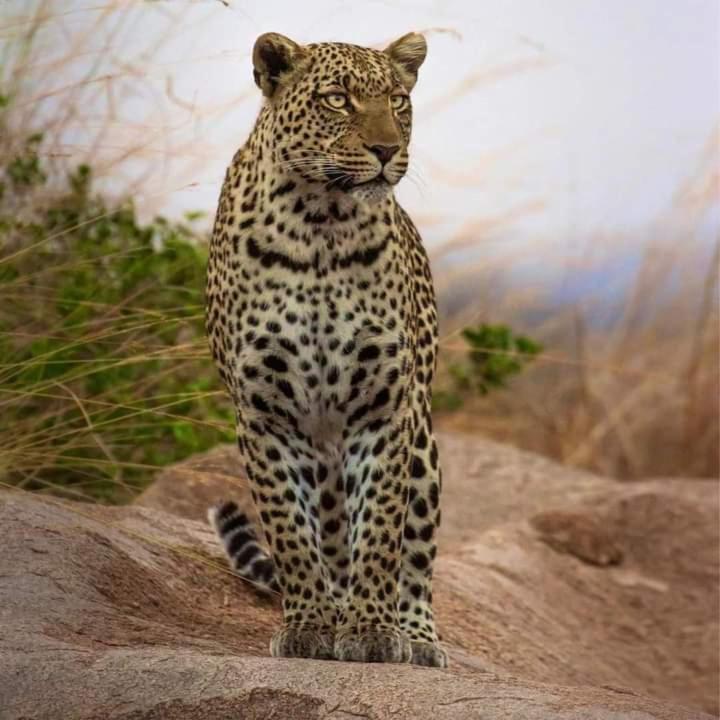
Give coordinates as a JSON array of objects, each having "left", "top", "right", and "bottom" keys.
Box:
[{"left": 442, "top": 323, "right": 542, "bottom": 402}]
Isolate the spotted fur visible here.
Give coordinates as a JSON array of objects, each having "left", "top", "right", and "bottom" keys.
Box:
[
  {"left": 208, "top": 501, "right": 280, "bottom": 594},
  {"left": 206, "top": 31, "right": 446, "bottom": 667}
]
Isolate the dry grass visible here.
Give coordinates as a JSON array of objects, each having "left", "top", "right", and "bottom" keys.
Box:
[
  {"left": 0, "top": 2, "right": 240, "bottom": 502},
  {"left": 433, "top": 149, "right": 719, "bottom": 478},
  {"left": 1, "top": 0, "right": 717, "bottom": 513}
]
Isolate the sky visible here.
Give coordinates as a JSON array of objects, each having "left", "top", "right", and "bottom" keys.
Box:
[{"left": 5, "top": 0, "right": 719, "bottom": 265}]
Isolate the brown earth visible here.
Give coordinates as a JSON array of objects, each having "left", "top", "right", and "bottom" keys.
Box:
[{"left": 1, "top": 432, "right": 718, "bottom": 719}]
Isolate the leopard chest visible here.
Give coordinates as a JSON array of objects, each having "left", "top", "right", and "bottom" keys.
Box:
[{"left": 220, "top": 241, "right": 416, "bottom": 445}]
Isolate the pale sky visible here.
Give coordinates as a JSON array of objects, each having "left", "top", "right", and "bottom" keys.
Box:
[{"left": 5, "top": 0, "right": 719, "bottom": 263}]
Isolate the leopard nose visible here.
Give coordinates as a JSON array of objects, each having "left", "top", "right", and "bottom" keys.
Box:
[{"left": 365, "top": 143, "right": 400, "bottom": 165}]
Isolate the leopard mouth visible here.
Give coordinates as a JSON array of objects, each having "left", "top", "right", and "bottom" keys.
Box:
[
  {"left": 355, "top": 176, "right": 390, "bottom": 188},
  {"left": 325, "top": 171, "right": 390, "bottom": 192}
]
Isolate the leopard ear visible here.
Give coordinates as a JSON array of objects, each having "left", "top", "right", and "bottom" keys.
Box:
[
  {"left": 253, "top": 33, "right": 307, "bottom": 98},
  {"left": 384, "top": 32, "right": 427, "bottom": 91}
]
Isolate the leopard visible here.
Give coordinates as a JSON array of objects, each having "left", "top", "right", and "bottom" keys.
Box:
[{"left": 205, "top": 30, "right": 446, "bottom": 668}]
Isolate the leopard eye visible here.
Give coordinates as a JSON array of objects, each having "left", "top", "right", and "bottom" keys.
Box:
[
  {"left": 390, "top": 94, "right": 409, "bottom": 111},
  {"left": 323, "top": 93, "right": 349, "bottom": 110}
]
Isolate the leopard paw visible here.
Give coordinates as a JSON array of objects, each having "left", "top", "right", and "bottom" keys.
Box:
[
  {"left": 334, "top": 626, "right": 412, "bottom": 664},
  {"left": 270, "top": 623, "right": 335, "bottom": 660},
  {"left": 410, "top": 640, "right": 448, "bottom": 668}
]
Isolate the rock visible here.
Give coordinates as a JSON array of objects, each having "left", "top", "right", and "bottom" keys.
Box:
[
  {"left": 137, "top": 432, "right": 615, "bottom": 545},
  {"left": 529, "top": 510, "right": 624, "bottom": 566},
  {"left": 135, "top": 443, "right": 255, "bottom": 525},
  {"left": 2, "top": 434, "right": 718, "bottom": 719},
  {"left": 435, "top": 484, "right": 719, "bottom": 713}
]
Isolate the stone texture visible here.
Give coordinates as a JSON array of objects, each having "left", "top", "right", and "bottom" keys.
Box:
[{"left": 1, "top": 433, "right": 717, "bottom": 719}]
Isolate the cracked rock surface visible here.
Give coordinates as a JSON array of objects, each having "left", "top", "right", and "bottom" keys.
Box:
[{"left": 1, "top": 433, "right": 717, "bottom": 719}]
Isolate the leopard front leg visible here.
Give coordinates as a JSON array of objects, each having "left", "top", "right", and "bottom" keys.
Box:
[
  {"left": 399, "top": 406, "right": 448, "bottom": 668},
  {"left": 240, "top": 421, "right": 337, "bottom": 660},
  {"left": 333, "top": 417, "right": 413, "bottom": 664}
]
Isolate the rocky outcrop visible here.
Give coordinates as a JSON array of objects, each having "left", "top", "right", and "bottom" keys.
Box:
[
  {"left": 137, "top": 433, "right": 616, "bottom": 543},
  {"left": 1, "top": 433, "right": 717, "bottom": 719}
]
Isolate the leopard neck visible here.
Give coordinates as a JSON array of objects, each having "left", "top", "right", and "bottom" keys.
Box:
[{"left": 231, "top": 108, "right": 400, "bottom": 252}]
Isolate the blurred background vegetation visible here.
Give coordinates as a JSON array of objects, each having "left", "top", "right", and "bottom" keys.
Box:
[
  {"left": 1, "top": 1, "right": 717, "bottom": 504},
  {"left": 0, "top": 132, "right": 235, "bottom": 501}
]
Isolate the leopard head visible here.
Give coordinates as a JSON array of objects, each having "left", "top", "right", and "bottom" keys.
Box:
[{"left": 252, "top": 32, "right": 426, "bottom": 199}]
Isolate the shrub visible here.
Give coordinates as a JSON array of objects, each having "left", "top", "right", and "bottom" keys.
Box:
[
  {"left": 433, "top": 324, "right": 542, "bottom": 411},
  {"left": 0, "top": 133, "right": 234, "bottom": 503}
]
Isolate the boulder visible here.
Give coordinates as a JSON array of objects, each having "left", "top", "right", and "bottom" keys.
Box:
[
  {"left": 1, "top": 433, "right": 717, "bottom": 719},
  {"left": 137, "top": 433, "right": 616, "bottom": 544}
]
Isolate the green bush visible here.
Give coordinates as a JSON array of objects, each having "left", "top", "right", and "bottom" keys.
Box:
[
  {"left": 433, "top": 324, "right": 542, "bottom": 411},
  {"left": 0, "top": 133, "right": 234, "bottom": 503}
]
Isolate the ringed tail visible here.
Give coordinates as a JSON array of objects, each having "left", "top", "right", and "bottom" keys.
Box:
[{"left": 208, "top": 500, "right": 280, "bottom": 595}]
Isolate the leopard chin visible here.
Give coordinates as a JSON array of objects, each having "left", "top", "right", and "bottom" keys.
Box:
[{"left": 349, "top": 177, "right": 393, "bottom": 203}]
